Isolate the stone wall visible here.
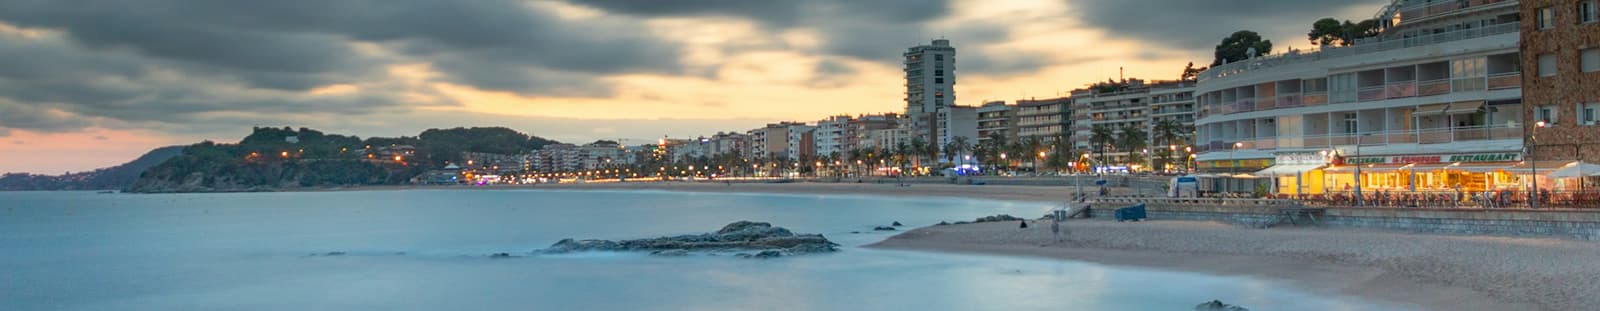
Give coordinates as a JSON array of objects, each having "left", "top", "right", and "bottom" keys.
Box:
[
  {"left": 1133, "top": 202, "right": 1600, "bottom": 240},
  {"left": 1523, "top": 0, "right": 1600, "bottom": 162}
]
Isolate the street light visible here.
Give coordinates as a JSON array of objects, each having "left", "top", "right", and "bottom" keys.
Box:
[{"left": 1531, "top": 121, "right": 1547, "bottom": 209}]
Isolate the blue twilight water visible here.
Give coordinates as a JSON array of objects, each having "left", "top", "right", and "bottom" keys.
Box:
[{"left": 0, "top": 190, "right": 1408, "bottom": 310}]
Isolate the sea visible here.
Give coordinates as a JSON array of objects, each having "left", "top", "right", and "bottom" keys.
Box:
[{"left": 0, "top": 190, "right": 1409, "bottom": 310}]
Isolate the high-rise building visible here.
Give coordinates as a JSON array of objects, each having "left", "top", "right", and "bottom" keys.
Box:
[
  {"left": 1522, "top": 0, "right": 1600, "bottom": 167},
  {"left": 904, "top": 39, "right": 956, "bottom": 116}
]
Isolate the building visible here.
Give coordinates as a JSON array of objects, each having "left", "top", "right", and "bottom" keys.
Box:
[
  {"left": 976, "top": 101, "right": 1017, "bottom": 145},
  {"left": 904, "top": 39, "right": 956, "bottom": 116},
  {"left": 708, "top": 132, "right": 748, "bottom": 158},
  {"left": 814, "top": 115, "right": 851, "bottom": 159},
  {"left": 1069, "top": 79, "right": 1196, "bottom": 169},
  {"left": 847, "top": 113, "right": 899, "bottom": 152},
  {"left": 935, "top": 105, "right": 978, "bottom": 161},
  {"left": 786, "top": 124, "right": 817, "bottom": 161},
  {"left": 1522, "top": 0, "right": 1600, "bottom": 186},
  {"left": 746, "top": 122, "right": 798, "bottom": 161},
  {"left": 1016, "top": 96, "right": 1072, "bottom": 144},
  {"left": 1194, "top": 0, "right": 1524, "bottom": 195}
]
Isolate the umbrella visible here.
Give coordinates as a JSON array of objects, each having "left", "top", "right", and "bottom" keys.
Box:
[{"left": 1546, "top": 162, "right": 1600, "bottom": 178}]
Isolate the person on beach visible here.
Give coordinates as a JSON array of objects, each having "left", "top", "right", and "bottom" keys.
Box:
[
  {"left": 1050, "top": 217, "right": 1062, "bottom": 242},
  {"left": 1018, "top": 220, "right": 1028, "bottom": 229}
]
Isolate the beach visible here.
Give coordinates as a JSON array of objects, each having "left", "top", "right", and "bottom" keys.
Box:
[
  {"left": 869, "top": 219, "right": 1600, "bottom": 311},
  {"left": 509, "top": 181, "right": 1600, "bottom": 311}
]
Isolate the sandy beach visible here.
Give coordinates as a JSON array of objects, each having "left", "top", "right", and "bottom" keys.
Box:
[
  {"left": 870, "top": 219, "right": 1600, "bottom": 311},
  {"left": 350, "top": 181, "right": 1600, "bottom": 310}
]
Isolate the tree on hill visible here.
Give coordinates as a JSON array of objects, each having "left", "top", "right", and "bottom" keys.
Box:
[{"left": 1212, "top": 30, "right": 1273, "bottom": 66}]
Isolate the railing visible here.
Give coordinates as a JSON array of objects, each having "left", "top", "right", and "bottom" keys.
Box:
[
  {"left": 1255, "top": 97, "right": 1275, "bottom": 110},
  {"left": 1384, "top": 81, "right": 1417, "bottom": 98},
  {"left": 1276, "top": 95, "right": 1302, "bottom": 108},
  {"left": 1397, "top": 0, "right": 1511, "bottom": 24},
  {"left": 1297, "top": 189, "right": 1600, "bottom": 210},
  {"left": 1302, "top": 93, "right": 1328, "bottom": 106},
  {"left": 1487, "top": 72, "right": 1521, "bottom": 90},
  {"left": 1207, "top": 125, "right": 1523, "bottom": 153},
  {"left": 1236, "top": 99, "right": 1255, "bottom": 113},
  {"left": 1418, "top": 79, "right": 1451, "bottom": 96},
  {"left": 1200, "top": 22, "right": 1519, "bottom": 83},
  {"left": 1358, "top": 86, "right": 1387, "bottom": 101}
]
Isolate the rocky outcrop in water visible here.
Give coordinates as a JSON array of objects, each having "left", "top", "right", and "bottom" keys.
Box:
[
  {"left": 940, "top": 214, "right": 1026, "bottom": 225},
  {"left": 543, "top": 221, "right": 838, "bottom": 258},
  {"left": 1194, "top": 300, "right": 1249, "bottom": 311}
]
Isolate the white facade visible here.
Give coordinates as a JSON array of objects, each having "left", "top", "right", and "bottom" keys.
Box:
[
  {"left": 785, "top": 125, "right": 816, "bottom": 160},
  {"left": 1193, "top": 0, "right": 1523, "bottom": 170},
  {"left": 814, "top": 116, "right": 850, "bottom": 159},
  {"left": 937, "top": 105, "right": 978, "bottom": 160}
]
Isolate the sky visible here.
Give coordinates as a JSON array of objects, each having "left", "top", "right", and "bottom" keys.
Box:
[{"left": 0, "top": 0, "right": 1386, "bottom": 174}]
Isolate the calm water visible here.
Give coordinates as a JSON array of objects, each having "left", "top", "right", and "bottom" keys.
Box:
[{"left": 0, "top": 190, "right": 1407, "bottom": 310}]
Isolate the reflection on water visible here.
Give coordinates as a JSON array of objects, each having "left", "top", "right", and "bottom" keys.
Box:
[{"left": 0, "top": 190, "right": 1407, "bottom": 310}]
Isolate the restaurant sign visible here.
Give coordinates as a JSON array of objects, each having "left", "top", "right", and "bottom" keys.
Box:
[
  {"left": 1345, "top": 152, "right": 1521, "bottom": 165},
  {"left": 1274, "top": 152, "right": 1328, "bottom": 165}
]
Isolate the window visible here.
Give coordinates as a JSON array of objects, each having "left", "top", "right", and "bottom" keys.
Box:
[
  {"left": 1581, "top": 1, "right": 1598, "bottom": 24},
  {"left": 1537, "top": 105, "right": 1559, "bottom": 125},
  {"left": 1584, "top": 48, "right": 1600, "bottom": 73},
  {"left": 1538, "top": 54, "right": 1558, "bottom": 77},
  {"left": 1581, "top": 103, "right": 1599, "bottom": 125},
  {"left": 1343, "top": 113, "right": 1358, "bottom": 135},
  {"left": 934, "top": 70, "right": 944, "bottom": 76},
  {"left": 935, "top": 78, "right": 944, "bottom": 84},
  {"left": 934, "top": 54, "right": 943, "bottom": 61},
  {"left": 1538, "top": 7, "right": 1557, "bottom": 29}
]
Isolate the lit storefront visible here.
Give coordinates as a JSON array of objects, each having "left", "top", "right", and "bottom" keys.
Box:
[
  {"left": 1253, "top": 152, "right": 1329, "bottom": 195},
  {"left": 1320, "top": 152, "right": 1526, "bottom": 194}
]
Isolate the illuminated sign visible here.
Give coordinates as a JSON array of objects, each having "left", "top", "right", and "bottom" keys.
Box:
[{"left": 1345, "top": 153, "right": 1521, "bottom": 165}]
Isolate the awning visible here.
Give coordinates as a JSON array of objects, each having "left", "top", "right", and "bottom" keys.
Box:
[
  {"left": 1505, "top": 161, "right": 1580, "bottom": 174},
  {"left": 1251, "top": 164, "right": 1325, "bottom": 177},
  {"left": 1414, "top": 103, "right": 1451, "bottom": 116},
  {"left": 1324, "top": 164, "right": 1411, "bottom": 173},
  {"left": 1547, "top": 162, "right": 1600, "bottom": 178},
  {"left": 1444, "top": 100, "right": 1485, "bottom": 114}
]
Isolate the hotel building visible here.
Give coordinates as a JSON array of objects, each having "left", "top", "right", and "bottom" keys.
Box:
[
  {"left": 977, "top": 101, "right": 1017, "bottom": 144},
  {"left": 1194, "top": 0, "right": 1527, "bottom": 195}
]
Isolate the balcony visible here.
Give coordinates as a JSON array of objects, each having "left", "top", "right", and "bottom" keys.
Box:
[
  {"left": 1418, "top": 79, "right": 1451, "bottom": 96},
  {"left": 1303, "top": 93, "right": 1328, "bottom": 106},
  {"left": 1358, "top": 86, "right": 1387, "bottom": 101},
  {"left": 1384, "top": 82, "right": 1416, "bottom": 98},
  {"left": 1276, "top": 95, "right": 1302, "bottom": 108},
  {"left": 1255, "top": 97, "right": 1275, "bottom": 110},
  {"left": 1200, "top": 23, "right": 1519, "bottom": 83},
  {"left": 1487, "top": 72, "right": 1521, "bottom": 90},
  {"left": 1209, "top": 125, "right": 1522, "bottom": 154}
]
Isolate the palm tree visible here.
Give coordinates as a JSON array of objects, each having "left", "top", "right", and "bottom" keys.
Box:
[
  {"left": 1090, "top": 125, "right": 1115, "bottom": 170},
  {"left": 908, "top": 137, "right": 928, "bottom": 169},
  {"left": 1117, "top": 125, "right": 1149, "bottom": 167},
  {"left": 945, "top": 136, "right": 972, "bottom": 163},
  {"left": 1152, "top": 119, "right": 1186, "bottom": 170}
]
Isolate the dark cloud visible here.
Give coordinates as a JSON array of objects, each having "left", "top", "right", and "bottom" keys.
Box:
[
  {"left": 1066, "top": 0, "right": 1388, "bottom": 50},
  {"left": 0, "top": 0, "right": 682, "bottom": 96}
]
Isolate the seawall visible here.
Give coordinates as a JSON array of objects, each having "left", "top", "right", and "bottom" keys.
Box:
[{"left": 1090, "top": 198, "right": 1600, "bottom": 240}]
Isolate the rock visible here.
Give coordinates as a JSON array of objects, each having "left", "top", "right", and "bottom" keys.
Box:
[
  {"left": 949, "top": 214, "right": 1027, "bottom": 225},
  {"left": 319, "top": 251, "right": 346, "bottom": 256},
  {"left": 1194, "top": 300, "right": 1249, "bottom": 311},
  {"left": 750, "top": 250, "right": 783, "bottom": 259},
  {"left": 541, "top": 221, "right": 838, "bottom": 258},
  {"left": 489, "top": 252, "right": 513, "bottom": 258},
  {"left": 1019, "top": 220, "right": 1028, "bottom": 228},
  {"left": 937, "top": 221, "right": 951, "bottom": 226},
  {"left": 873, "top": 226, "right": 897, "bottom": 231},
  {"left": 891, "top": 221, "right": 904, "bottom": 226},
  {"left": 650, "top": 249, "right": 689, "bottom": 257}
]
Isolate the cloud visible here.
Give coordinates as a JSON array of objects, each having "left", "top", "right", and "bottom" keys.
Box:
[
  {"left": 1065, "top": 0, "right": 1389, "bottom": 50},
  {"left": 0, "top": 0, "right": 682, "bottom": 96}
]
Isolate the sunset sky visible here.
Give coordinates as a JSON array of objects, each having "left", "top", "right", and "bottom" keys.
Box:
[{"left": 0, "top": 0, "right": 1384, "bottom": 174}]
